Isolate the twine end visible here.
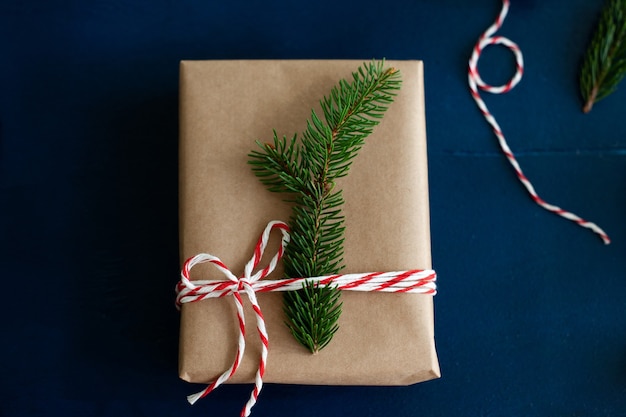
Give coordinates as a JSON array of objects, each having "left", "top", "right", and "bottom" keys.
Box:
[{"left": 187, "top": 392, "right": 203, "bottom": 405}]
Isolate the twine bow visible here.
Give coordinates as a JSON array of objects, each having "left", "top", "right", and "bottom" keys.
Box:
[{"left": 176, "top": 220, "right": 289, "bottom": 417}]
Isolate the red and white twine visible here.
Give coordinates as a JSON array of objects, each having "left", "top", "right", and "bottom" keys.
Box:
[
  {"left": 468, "top": 0, "right": 610, "bottom": 244},
  {"left": 176, "top": 220, "right": 437, "bottom": 416}
]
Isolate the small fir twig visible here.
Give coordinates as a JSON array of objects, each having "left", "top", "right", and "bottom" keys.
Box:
[
  {"left": 580, "top": 0, "right": 626, "bottom": 113},
  {"left": 248, "top": 60, "right": 401, "bottom": 353}
]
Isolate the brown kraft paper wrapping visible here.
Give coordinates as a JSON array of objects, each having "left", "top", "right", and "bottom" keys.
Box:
[{"left": 178, "top": 60, "right": 439, "bottom": 386}]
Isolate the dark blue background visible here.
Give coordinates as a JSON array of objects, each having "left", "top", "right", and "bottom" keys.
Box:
[{"left": 2, "top": 0, "right": 625, "bottom": 416}]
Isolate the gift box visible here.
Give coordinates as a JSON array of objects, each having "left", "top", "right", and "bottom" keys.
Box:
[{"left": 178, "top": 60, "right": 439, "bottom": 386}]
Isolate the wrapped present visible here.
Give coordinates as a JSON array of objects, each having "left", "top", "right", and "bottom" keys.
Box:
[{"left": 178, "top": 60, "right": 439, "bottom": 389}]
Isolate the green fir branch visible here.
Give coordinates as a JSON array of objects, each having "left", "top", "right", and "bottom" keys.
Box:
[
  {"left": 248, "top": 60, "right": 401, "bottom": 353},
  {"left": 580, "top": 0, "right": 626, "bottom": 113},
  {"left": 283, "top": 281, "right": 343, "bottom": 353}
]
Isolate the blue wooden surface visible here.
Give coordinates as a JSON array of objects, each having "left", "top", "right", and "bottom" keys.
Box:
[{"left": 2, "top": 1, "right": 625, "bottom": 416}]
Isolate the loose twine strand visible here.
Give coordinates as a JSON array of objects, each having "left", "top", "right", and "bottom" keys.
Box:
[
  {"left": 176, "top": 220, "right": 437, "bottom": 416},
  {"left": 468, "top": 0, "right": 610, "bottom": 244}
]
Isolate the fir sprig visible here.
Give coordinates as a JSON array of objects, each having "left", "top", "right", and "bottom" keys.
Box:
[
  {"left": 282, "top": 281, "right": 343, "bottom": 353},
  {"left": 580, "top": 0, "right": 626, "bottom": 113},
  {"left": 249, "top": 60, "right": 401, "bottom": 353}
]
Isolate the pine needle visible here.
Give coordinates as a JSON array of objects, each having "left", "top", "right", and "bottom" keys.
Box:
[
  {"left": 580, "top": 0, "right": 626, "bottom": 113},
  {"left": 248, "top": 60, "right": 401, "bottom": 353}
]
